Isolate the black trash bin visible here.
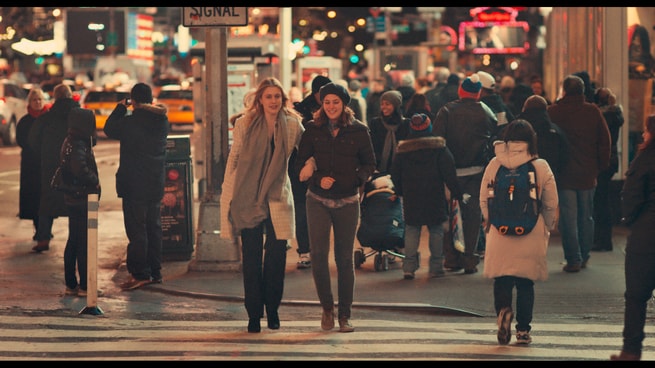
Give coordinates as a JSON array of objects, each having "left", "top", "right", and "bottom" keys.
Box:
[{"left": 161, "top": 135, "right": 194, "bottom": 261}]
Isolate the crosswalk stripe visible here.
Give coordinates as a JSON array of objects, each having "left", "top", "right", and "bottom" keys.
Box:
[{"left": 0, "top": 316, "right": 653, "bottom": 360}]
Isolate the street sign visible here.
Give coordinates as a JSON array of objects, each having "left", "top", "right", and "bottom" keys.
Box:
[{"left": 182, "top": 7, "right": 248, "bottom": 27}]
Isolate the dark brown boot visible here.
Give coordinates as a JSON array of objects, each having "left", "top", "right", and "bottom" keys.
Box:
[
  {"left": 610, "top": 351, "right": 641, "bottom": 361},
  {"left": 32, "top": 240, "right": 50, "bottom": 253}
]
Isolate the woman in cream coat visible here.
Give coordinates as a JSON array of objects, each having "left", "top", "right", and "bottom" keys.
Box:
[
  {"left": 479, "top": 119, "right": 559, "bottom": 345},
  {"left": 220, "top": 77, "right": 304, "bottom": 333}
]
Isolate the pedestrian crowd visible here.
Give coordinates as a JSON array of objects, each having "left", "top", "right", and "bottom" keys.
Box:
[{"left": 14, "top": 68, "right": 651, "bottom": 360}]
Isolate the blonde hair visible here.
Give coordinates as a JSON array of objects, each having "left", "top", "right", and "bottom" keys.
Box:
[{"left": 27, "top": 88, "right": 46, "bottom": 102}]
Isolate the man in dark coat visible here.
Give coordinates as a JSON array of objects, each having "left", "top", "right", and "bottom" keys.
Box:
[
  {"left": 547, "top": 74, "right": 611, "bottom": 273},
  {"left": 104, "top": 83, "right": 169, "bottom": 290},
  {"left": 433, "top": 73, "right": 498, "bottom": 274},
  {"left": 27, "top": 84, "right": 79, "bottom": 252}
]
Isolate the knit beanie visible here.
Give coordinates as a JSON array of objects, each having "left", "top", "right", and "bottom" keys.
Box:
[
  {"left": 409, "top": 113, "right": 431, "bottom": 132},
  {"left": 312, "top": 75, "right": 332, "bottom": 94},
  {"left": 380, "top": 90, "right": 402, "bottom": 110},
  {"left": 458, "top": 73, "right": 482, "bottom": 100},
  {"left": 319, "top": 82, "right": 351, "bottom": 105},
  {"left": 522, "top": 95, "right": 548, "bottom": 112}
]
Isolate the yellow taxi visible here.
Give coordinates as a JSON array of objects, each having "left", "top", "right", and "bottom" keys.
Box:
[
  {"left": 155, "top": 84, "right": 195, "bottom": 127},
  {"left": 81, "top": 88, "right": 131, "bottom": 130}
]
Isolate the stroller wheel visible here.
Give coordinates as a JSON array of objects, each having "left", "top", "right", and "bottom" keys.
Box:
[
  {"left": 374, "top": 253, "right": 383, "bottom": 272},
  {"left": 354, "top": 249, "right": 365, "bottom": 268},
  {"left": 381, "top": 254, "right": 389, "bottom": 271}
]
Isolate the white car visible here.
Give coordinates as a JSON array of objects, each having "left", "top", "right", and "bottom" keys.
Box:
[{"left": 0, "top": 79, "right": 28, "bottom": 146}]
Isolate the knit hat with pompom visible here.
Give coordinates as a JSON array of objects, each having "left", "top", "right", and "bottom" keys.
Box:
[{"left": 458, "top": 73, "right": 482, "bottom": 100}]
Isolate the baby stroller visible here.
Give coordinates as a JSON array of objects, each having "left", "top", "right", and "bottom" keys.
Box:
[{"left": 355, "top": 173, "right": 406, "bottom": 271}]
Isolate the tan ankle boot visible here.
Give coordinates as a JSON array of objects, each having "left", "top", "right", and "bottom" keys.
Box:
[
  {"left": 321, "top": 307, "right": 334, "bottom": 330},
  {"left": 610, "top": 351, "right": 640, "bottom": 361}
]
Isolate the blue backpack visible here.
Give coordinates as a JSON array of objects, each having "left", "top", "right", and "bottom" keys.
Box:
[{"left": 487, "top": 159, "right": 540, "bottom": 236}]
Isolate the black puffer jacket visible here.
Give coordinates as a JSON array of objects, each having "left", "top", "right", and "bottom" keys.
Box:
[
  {"left": 621, "top": 144, "right": 655, "bottom": 254},
  {"left": 295, "top": 119, "right": 376, "bottom": 200},
  {"left": 391, "top": 135, "right": 462, "bottom": 226},
  {"left": 104, "top": 103, "right": 169, "bottom": 202},
  {"left": 59, "top": 107, "right": 100, "bottom": 206},
  {"left": 433, "top": 98, "right": 498, "bottom": 170},
  {"left": 28, "top": 98, "right": 80, "bottom": 217}
]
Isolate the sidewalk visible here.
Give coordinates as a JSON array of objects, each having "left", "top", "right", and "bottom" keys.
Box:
[{"left": 145, "top": 220, "right": 629, "bottom": 319}]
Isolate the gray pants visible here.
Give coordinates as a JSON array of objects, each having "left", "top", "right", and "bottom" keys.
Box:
[{"left": 306, "top": 195, "right": 359, "bottom": 319}]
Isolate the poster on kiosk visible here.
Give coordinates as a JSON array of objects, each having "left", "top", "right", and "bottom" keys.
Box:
[{"left": 296, "top": 56, "right": 342, "bottom": 96}]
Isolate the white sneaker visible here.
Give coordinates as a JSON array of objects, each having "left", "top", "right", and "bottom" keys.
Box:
[{"left": 297, "top": 253, "right": 311, "bottom": 269}]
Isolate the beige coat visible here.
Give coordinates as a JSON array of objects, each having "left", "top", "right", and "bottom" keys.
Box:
[
  {"left": 220, "top": 111, "right": 304, "bottom": 241},
  {"left": 480, "top": 141, "right": 559, "bottom": 281}
]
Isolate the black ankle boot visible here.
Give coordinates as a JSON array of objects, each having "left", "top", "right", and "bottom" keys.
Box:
[
  {"left": 248, "top": 318, "right": 261, "bottom": 333},
  {"left": 267, "top": 312, "right": 280, "bottom": 330}
]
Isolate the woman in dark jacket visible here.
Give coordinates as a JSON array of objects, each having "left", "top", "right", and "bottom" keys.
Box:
[
  {"left": 368, "top": 90, "right": 410, "bottom": 174},
  {"left": 391, "top": 113, "right": 462, "bottom": 280},
  {"left": 58, "top": 107, "right": 101, "bottom": 297},
  {"left": 295, "top": 82, "right": 376, "bottom": 333},
  {"left": 27, "top": 84, "right": 79, "bottom": 252},
  {"left": 16, "top": 87, "right": 49, "bottom": 238},
  {"left": 612, "top": 115, "right": 655, "bottom": 361}
]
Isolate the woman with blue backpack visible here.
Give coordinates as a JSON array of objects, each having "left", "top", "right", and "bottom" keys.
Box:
[{"left": 479, "top": 119, "right": 559, "bottom": 346}]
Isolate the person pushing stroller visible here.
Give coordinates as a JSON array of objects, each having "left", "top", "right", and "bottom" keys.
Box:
[{"left": 391, "top": 113, "right": 463, "bottom": 280}]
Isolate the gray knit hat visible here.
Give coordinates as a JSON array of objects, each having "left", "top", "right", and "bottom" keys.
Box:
[{"left": 380, "top": 90, "right": 402, "bottom": 109}]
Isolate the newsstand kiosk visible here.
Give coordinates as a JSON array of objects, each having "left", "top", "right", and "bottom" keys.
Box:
[{"left": 161, "top": 135, "right": 194, "bottom": 261}]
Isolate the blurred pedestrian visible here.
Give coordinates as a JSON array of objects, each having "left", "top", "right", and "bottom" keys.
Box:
[
  {"left": 28, "top": 83, "right": 79, "bottom": 253},
  {"left": 592, "top": 87, "right": 624, "bottom": 252},
  {"left": 220, "top": 77, "right": 304, "bottom": 333},
  {"left": 368, "top": 90, "right": 411, "bottom": 174},
  {"left": 57, "top": 107, "right": 101, "bottom": 297},
  {"left": 517, "top": 95, "right": 570, "bottom": 180},
  {"left": 365, "top": 77, "right": 390, "bottom": 123},
  {"left": 295, "top": 82, "right": 376, "bottom": 333},
  {"left": 390, "top": 113, "right": 462, "bottom": 280},
  {"left": 104, "top": 82, "right": 169, "bottom": 290},
  {"left": 426, "top": 67, "right": 451, "bottom": 117},
  {"left": 404, "top": 92, "right": 432, "bottom": 119},
  {"left": 477, "top": 70, "right": 514, "bottom": 130},
  {"left": 432, "top": 73, "right": 460, "bottom": 119},
  {"left": 480, "top": 119, "right": 558, "bottom": 346},
  {"left": 349, "top": 79, "right": 367, "bottom": 125},
  {"left": 396, "top": 72, "right": 416, "bottom": 113},
  {"left": 16, "top": 87, "right": 49, "bottom": 240},
  {"left": 547, "top": 74, "right": 611, "bottom": 272},
  {"left": 611, "top": 115, "right": 655, "bottom": 361},
  {"left": 433, "top": 73, "right": 498, "bottom": 274},
  {"left": 290, "top": 75, "right": 331, "bottom": 269},
  {"left": 529, "top": 75, "right": 551, "bottom": 105}
]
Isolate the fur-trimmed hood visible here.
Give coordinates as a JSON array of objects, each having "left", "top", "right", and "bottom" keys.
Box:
[
  {"left": 397, "top": 136, "right": 446, "bottom": 153},
  {"left": 134, "top": 102, "right": 168, "bottom": 116}
]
